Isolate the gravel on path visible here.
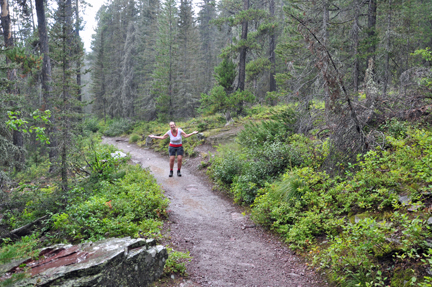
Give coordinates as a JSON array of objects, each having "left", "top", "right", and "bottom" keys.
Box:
[{"left": 102, "top": 137, "right": 327, "bottom": 287}]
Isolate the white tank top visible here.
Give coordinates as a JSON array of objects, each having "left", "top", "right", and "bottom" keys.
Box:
[{"left": 168, "top": 128, "right": 183, "bottom": 146}]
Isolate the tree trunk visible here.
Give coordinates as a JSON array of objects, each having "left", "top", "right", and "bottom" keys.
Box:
[
  {"left": 169, "top": 3, "right": 173, "bottom": 119},
  {"left": 61, "top": 0, "right": 73, "bottom": 192},
  {"left": 269, "top": 0, "right": 276, "bottom": 102},
  {"left": 366, "top": 0, "right": 377, "bottom": 67},
  {"left": 383, "top": 0, "right": 392, "bottom": 96},
  {"left": 75, "top": 0, "right": 82, "bottom": 113},
  {"left": 322, "top": 0, "right": 331, "bottom": 122},
  {"left": 352, "top": 0, "right": 360, "bottom": 92},
  {"left": 1, "top": 0, "right": 24, "bottom": 165},
  {"left": 237, "top": 0, "right": 249, "bottom": 92},
  {"left": 35, "top": 0, "right": 57, "bottom": 170}
]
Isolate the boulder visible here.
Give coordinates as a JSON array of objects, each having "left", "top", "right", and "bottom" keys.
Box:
[
  {"left": 145, "top": 136, "right": 153, "bottom": 147},
  {"left": 0, "top": 237, "right": 167, "bottom": 287},
  {"left": 110, "top": 151, "right": 127, "bottom": 159},
  {"left": 197, "top": 133, "right": 205, "bottom": 141}
]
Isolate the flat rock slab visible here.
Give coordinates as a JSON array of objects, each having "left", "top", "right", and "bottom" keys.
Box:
[
  {"left": 103, "top": 137, "right": 327, "bottom": 286},
  {"left": 0, "top": 237, "right": 167, "bottom": 287}
]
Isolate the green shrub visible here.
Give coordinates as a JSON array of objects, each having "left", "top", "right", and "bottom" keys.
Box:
[
  {"left": 83, "top": 117, "right": 100, "bottom": 133},
  {"left": 313, "top": 213, "right": 428, "bottom": 286},
  {"left": 237, "top": 107, "right": 297, "bottom": 148},
  {"left": 103, "top": 118, "right": 134, "bottom": 137},
  {"left": 129, "top": 134, "right": 141, "bottom": 143},
  {"left": 380, "top": 118, "right": 409, "bottom": 140},
  {"left": 250, "top": 127, "right": 432, "bottom": 284},
  {"left": 0, "top": 233, "right": 39, "bottom": 265},
  {"left": 51, "top": 165, "right": 169, "bottom": 242},
  {"left": 209, "top": 146, "right": 245, "bottom": 188},
  {"left": 231, "top": 142, "right": 303, "bottom": 203},
  {"left": 163, "top": 248, "right": 192, "bottom": 276}
]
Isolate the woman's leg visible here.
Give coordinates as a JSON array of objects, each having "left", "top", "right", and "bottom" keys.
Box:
[
  {"left": 177, "top": 155, "right": 182, "bottom": 170},
  {"left": 169, "top": 156, "right": 175, "bottom": 170}
]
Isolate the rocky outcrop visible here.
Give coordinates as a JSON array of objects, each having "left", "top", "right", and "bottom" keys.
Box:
[{"left": 0, "top": 237, "right": 167, "bottom": 287}]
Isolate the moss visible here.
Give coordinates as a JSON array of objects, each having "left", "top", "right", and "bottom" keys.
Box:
[{"left": 391, "top": 267, "right": 415, "bottom": 287}]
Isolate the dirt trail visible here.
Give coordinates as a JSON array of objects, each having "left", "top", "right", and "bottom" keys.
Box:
[{"left": 102, "top": 137, "right": 327, "bottom": 287}]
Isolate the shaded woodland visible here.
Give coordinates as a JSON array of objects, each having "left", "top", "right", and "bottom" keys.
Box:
[{"left": 0, "top": 0, "right": 432, "bottom": 179}]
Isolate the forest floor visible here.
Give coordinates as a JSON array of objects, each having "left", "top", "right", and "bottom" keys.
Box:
[{"left": 102, "top": 137, "right": 327, "bottom": 287}]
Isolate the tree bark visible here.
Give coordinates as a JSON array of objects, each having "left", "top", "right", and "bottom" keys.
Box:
[
  {"left": 237, "top": 0, "right": 249, "bottom": 92},
  {"left": 1, "top": 0, "right": 24, "bottom": 164},
  {"left": 35, "top": 0, "right": 57, "bottom": 169},
  {"left": 75, "top": 0, "right": 82, "bottom": 112},
  {"left": 269, "top": 0, "right": 276, "bottom": 101},
  {"left": 366, "top": 0, "right": 377, "bottom": 67},
  {"left": 383, "top": 0, "right": 392, "bottom": 96},
  {"left": 61, "top": 0, "right": 73, "bottom": 192},
  {"left": 168, "top": 2, "right": 173, "bottom": 119},
  {"left": 352, "top": 0, "right": 360, "bottom": 92},
  {"left": 322, "top": 0, "right": 331, "bottom": 122}
]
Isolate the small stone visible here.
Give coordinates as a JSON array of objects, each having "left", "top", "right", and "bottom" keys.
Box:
[
  {"left": 110, "top": 151, "right": 127, "bottom": 159},
  {"left": 171, "top": 274, "right": 175, "bottom": 279},
  {"left": 399, "top": 195, "right": 411, "bottom": 206},
  {"left": 408, "top": 204, "right": 421, "bottom": 212}
]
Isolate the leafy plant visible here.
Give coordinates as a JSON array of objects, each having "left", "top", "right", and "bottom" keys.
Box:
[
  {"left": 83, "top": 117, "right": 101, "bottom": 133},
  {"left": 163, "top": 248, "right": 192, "bottom": 276},
  {"left": 0, "top": 233, "right": 39, "bottom": 265},
  {"left": 129, "top": 134, "right": 141, "bottom": 143},
  {"left": 103, "top": 118, "right": 134, "bottom": 137},
  {"left": 51, "top": 165, "right": 168, "bottom": 242}
]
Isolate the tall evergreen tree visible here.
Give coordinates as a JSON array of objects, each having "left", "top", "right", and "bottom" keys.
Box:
[
  {"left": 50, "top": 0, "right": 80, "bottom": 191},
  {"left": 152, "top": 0, "right": 179, "bottom": 121},
  {"left": 1, "top": 0, "right": 24, "bottom": 157},
  {"left": 198, "top": 0, "right": 218, "bottom": 92},
  {"left": 35, "top": 0, "right": 57, "bottom": 169},
  {"left": 135, "top": 0, "right": 160, "bottom": 120},
  {"left": 120, "top": 0, "right": 138, "bottom": 119},
  {"left": 176, "top": 0, "right": 202, "bottom": 118}
]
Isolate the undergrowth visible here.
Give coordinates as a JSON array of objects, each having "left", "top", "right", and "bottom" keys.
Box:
[{"left": 207, "top": 115, "right": 432, "bottom": 286}]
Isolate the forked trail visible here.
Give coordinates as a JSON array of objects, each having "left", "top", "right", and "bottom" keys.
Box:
[{"left": 103, "top": 137, "right": 326, "bottom": 287}]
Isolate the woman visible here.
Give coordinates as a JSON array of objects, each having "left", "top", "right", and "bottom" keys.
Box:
[{"left": 149, "top": 121, "right": 198, "bottom": 177}]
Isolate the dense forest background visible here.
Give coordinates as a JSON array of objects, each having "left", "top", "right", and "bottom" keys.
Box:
[{"left": 2, "top": 0, "right": 432, "bottom": 179}]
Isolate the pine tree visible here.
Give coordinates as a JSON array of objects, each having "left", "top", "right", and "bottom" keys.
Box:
[
  {"left": 120, "top": 0, "right": 138, "bottom": 119},
  {"left": 152, "top": 0, "right": 179, "bottom": 122},
  {"left": 90, "top": 5, "right": 109, "bottom": 121},
  {"left": 198, "top": 0, "right": 218, "bottom": 92},
  {"left": 135, "top": 0, "right": 160, "bottom": 121},
  {"left": 176, "top": 0, "right": 203, "bottom": 118},
  {"left": 50, "top": 0, "right": 81, "bottom": 191}
]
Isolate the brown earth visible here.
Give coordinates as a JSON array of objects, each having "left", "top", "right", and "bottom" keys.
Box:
[{"left": 102, "top": 137, "right": 328, "bottom": 287}]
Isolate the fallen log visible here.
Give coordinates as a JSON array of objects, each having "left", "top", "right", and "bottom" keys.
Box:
[{"left": 0, "top": 215, "right": 48, "bottom": 240}]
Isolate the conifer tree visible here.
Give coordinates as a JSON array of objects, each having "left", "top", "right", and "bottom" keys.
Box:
[
  {"left": 198, "top": 0, "right": 218, "bottom": 92},
  {"left": 50, "top": 0, "right": 80, "bottom": 191},
  {"left": 120, "top": 0, "right": 138, "bottom": 119},
  {"left": 36, "top": 0, "right": 57, "bottom": 169},
  {"left": 176, "top": 0, "right": 203, "bottom": 118},
  {"left": 135, "top": 0, "right": 160, "bottom": 120},
  {"left": 90, "top": 5, "right": 109, "bottom": 120},
  {"left": 1, "top": 0, "right": 24, "bottom": 165},
  {"left": 152, "top": 0, "right": 179, "bottom": 122}
]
